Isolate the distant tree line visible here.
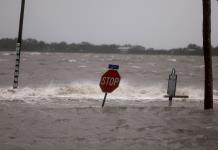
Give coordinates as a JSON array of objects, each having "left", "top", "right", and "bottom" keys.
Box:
[{"left": 0, "top": 38, "right": 218, "bottom": 55}]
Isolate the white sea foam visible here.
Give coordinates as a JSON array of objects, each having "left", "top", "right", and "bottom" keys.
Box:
[
  {"left": 130, "top": 66, "right": 141, "bottom": 69},
  {"left": 25, "top": 52, "right": 41, "bottom": 56},
  {"left": 2, "top": 52, "right": 12, "bottom": 56},
  {"left": 68, "top": 59, "right": 77, "bottom": 63},
  {"left": 168, "top": 59, "right": 177, "bottom": 62},
  {"left": 193, "top": 65, "right": 204, "bottom": 69},
  {"left": 0, "top": 82, "right": 217, "bottom": 104}
]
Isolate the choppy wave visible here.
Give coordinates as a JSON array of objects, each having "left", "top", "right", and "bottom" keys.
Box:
[
  {"left": 0, "top": 59, "right": 8, "bottom": 62},
  {"left": 193, "top": 65, "right": 205, "bottom": 69},
  {"left": 26, "top": 52, "right": 41, "bottom": 56},
  {"left": 168, "top": 58, "right": 177, "bottom": 62},
  {"left": 0, "top": 81, "right": 217, "bottom": 104},
  {"left": 2, "top": 52, "right": 13, "bottom": 56},
  {"left": 68, "top": 59, "right": 77, "bottom": 63}
]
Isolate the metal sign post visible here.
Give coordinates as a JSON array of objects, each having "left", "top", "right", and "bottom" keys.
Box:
[
  {"left": 167, "top": 68, "right": 177, "bottom": 106},
  {"left": 99, "top": 64, "right": 121, "bottom": 107},
  {"left": 13, "top": 0, "right": 25, "bottom": 89},
  {"left": 102, "top": 93, "right": 108, "bottom": 107},
  {"left": 164, "top": 68, "right": 189, "bottom": 106}
]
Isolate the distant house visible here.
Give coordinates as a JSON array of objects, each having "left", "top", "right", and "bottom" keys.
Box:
[{"left": 118, "top": 46, "right": 131, "bottom": 53}]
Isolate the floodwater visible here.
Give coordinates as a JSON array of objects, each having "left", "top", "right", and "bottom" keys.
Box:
[
  {"left": 1, "top": 52, "right": 218, "bottom": 150},
  {"left": 0, "top": 52, "right": 218, "bottom": 103}
]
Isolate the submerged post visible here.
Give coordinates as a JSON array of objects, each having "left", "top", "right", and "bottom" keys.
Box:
[
  {"left": 202, "top": 0, "right": 213, "bottom": 109},
  {"left": 13, "top": 0, "right": 25, "bottom": 89}
]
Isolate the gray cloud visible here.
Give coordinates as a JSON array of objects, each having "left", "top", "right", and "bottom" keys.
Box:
[{"left": 0, "top": 0, "right": 217, "bottom": 49}]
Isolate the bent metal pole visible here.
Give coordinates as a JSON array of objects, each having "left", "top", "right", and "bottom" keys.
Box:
[{"left": 13, "top": 0, "right": 25, "bottom": 89}]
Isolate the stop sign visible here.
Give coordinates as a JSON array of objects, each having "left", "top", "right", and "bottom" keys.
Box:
[{"left": 99, "top": 70, "right": 121, "bottom": 93}]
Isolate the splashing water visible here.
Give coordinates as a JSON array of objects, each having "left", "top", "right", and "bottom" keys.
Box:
[{"left": 0, "top": 81, "right": 217, "bottom": 104}]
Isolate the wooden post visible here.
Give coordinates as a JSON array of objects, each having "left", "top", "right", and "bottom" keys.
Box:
[
  {"left": 202, "top": 0, "right": 213, "bottom": 109},
  {"left": 13, "top": 0, "right": 25, "bottom": 89}
]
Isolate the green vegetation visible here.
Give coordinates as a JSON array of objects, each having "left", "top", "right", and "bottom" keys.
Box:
[{"left": 0, "top": 38, "right": 218, "bottom": 55}]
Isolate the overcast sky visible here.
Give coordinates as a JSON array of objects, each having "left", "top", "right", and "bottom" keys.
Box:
[{"left": 0, "top": 0, "right": 217, "bottom": 49}]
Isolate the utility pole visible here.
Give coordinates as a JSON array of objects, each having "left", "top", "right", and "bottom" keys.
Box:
[
  {"left": 202, "top": 0, "right": 213, "bottom": 109},
  {"left": 13, "top": 0, "right": 25, "bottom": 89}
]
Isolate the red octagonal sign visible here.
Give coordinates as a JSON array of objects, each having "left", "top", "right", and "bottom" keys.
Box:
[{"left": 99, "top": 70, "right": 121, "bottom": 93}]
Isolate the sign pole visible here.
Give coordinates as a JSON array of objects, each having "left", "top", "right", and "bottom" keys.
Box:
[
  {"left": 13, "top": 0, "right": 25, "bottom": 89},
  {"left": 102, "top": 92, "right": 108, "bottom": 107},
  {"left": 167, "top": 68, "right": 177, "bottom": 106}
]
